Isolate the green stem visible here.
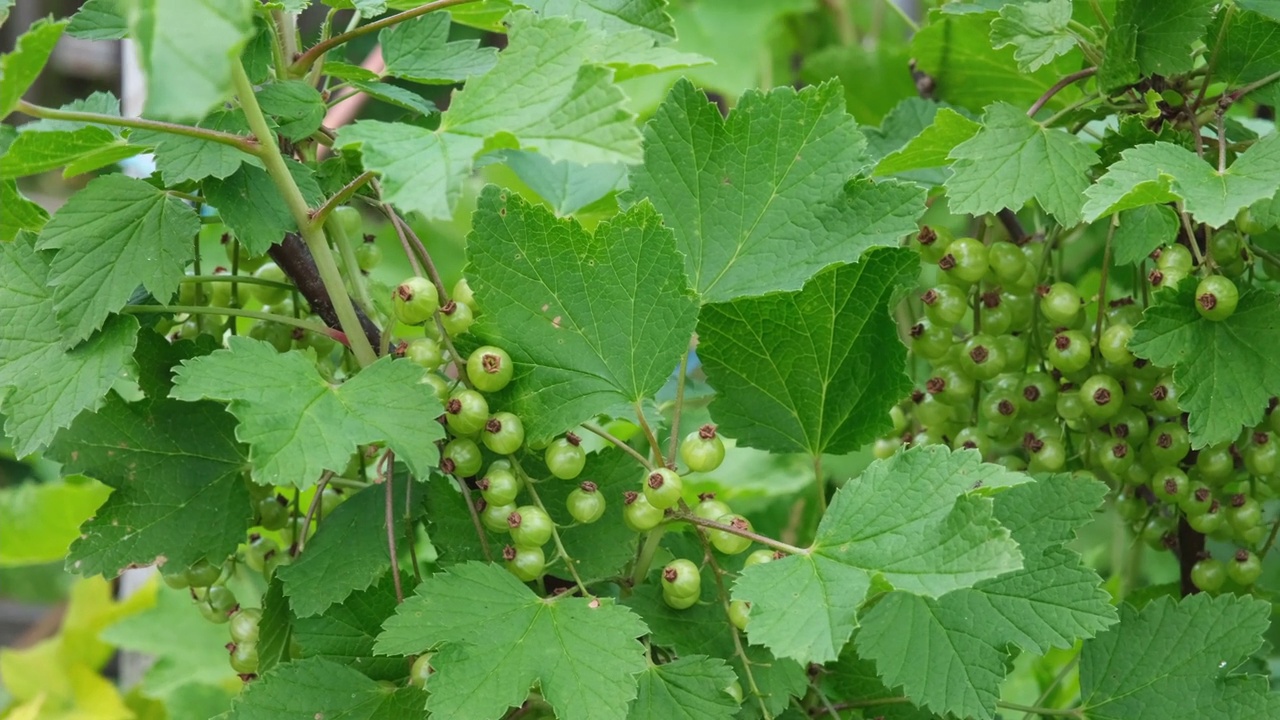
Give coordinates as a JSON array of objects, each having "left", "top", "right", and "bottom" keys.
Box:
[
  {"left": 16, "top": 100, "right": 257, "bottom": 154},
  {"left": 666, "top": 337, "right": 695, "bottom": 467},
  {"left": 812, "top": 454, "right": 826, "bottom": 515},
  {"left": 180, "top": 274, "right": 294, "bottom": 291},
  {"left": 123, "top": 304, "right": 338, "bottom": 338},
  {"left": 311, "top": 171, "right": 377, "bottom": 229},
  {"left": 325, "top": 215, "right": 376, "bottom": 313},
  {"left": 1192, "top": 3, "right": 1234, "bottom": 112},
  {"left": 583, "top": 422, "right": 654, "bottom": 470},
  {"left": 523, "top": 480, "right": 591, "bottom": 597},
  {"left": 996, "top": 700, "right": 1081, "bottom": 717},
  {"left": 879, "top": 0, "right": 919, "bottom": 32},
  {"left": 289, "top": 0, "right": 480, "bottom": 76},
  {"left": 629, "top": 525, "right": 667, "bottom": 587},
  {"left": 1024, "top": 654, "right": 1081, "bottom": 720},
  {"left": 1087, "top": 0, "right": 1110, "bottom": 31},
  {"left": 634, "top": 401, "right": 667, "bottom": 468},
  {"left": 230, "top": 61, "right": 379, "bottom": 367},
  {"left": 455, "top": 476, "right": 494, "bottom": 562},
  {"left": 670, "top": 511, "right": 809, "bottom": 556}
]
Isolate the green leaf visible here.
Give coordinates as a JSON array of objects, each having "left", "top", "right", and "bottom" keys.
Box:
[
  {"left": 873, "top": 107, "right": 981, "bottom": 177},
  {"left": 258, "top": 577, "right": 293, "bottom": 674},
  {"left": 697, "top": 248, "right": 917, "bottom": 456},
  {"left": 521, "top": 0, "right": 675, "bottom": 38},
  {"left": 1112, "top": 205, "right": 1179, "bottom": 265},
  {"left": 277, "top": 481, "right": 407, "bottom": 617},
  {"left": 1082, "top": 136, "right": 1280, "bottom": 227},
  {"left": 422, "top": 472, "right": 491, "bottom": 566},
  {"left": 0, "top": 18, "right": 67, "bottom": 118},
  {"left": 1238, "top": 0, "right": 1280, "bottom": 22},
  {"left": 170, "top": 338, "right": 446, "bottom": 487},
  {"left": 945, "top": 102, "right": 1098, "bottom": 225},
  {"left": 1112, "top": 0, "right": 1217, "bottom": 77},
  {"left": 0, "top": 125, "right": 139, "bottom": 179},
  {"left": 101, "top": 584, "right": 237, "bottom": 693},
  {"left": 227, "top": 657, "right": 428, "bottom": 720},
  {"left": 628, "top": 656, "right": 739, "bottom": 720},
  {"left": 376, "top": 562, "right": 649, "bottom": 720},
  {"left": 0, "top": 236, "right": 140, "bottom": 456},
  {"left": 293, "top": 572, "right": 408, "bottom": 681},
  {"left": 856, "top": 474, "right": 1116, "bottom": 720},
  {"left": 627, "top": 79, "right": 925, "bottom": 303},
  {"left": 48, "top": 333, "right": 252, "bottom": 578},
  {"left": 345, "top": 80, "right": 437, "bottom": 117},
  {"left": 0, "top": 477, "right": 110, "bottom": 567},
  {"left": 732, "top": 445, "right": 1027, "bottom": 664},
  {"left": 464, "top": 186, "right": 699, "bottom": 445},
  {"left": 334, "top": 122, "right": 483, "bottom": 221},
  {"left": 37, "top": 175, "right": 199, "bottom": 345},
  {"left": 531, "top": 449, "right": 643, "bottom": 581},
  {"left": 1078, "top": 594, "right": 1273, "bottom": 719},
  {"left": 826, "top": 648, "right": 935, "bottom": 720},
  {"left": 132, "top": 108, "right": 260, "bottom": 185},
  {"left": 381, "top": 12, "right": 498, "bottom": 84},
  {"left": 67, "top": 0, "right": 128, "bottom": 40},
  {"left": 989, "top": 0, "right": 1077, "bottom": 72},
  {"left": 802, "top": 41, "right": 919, "bottom": 128},
  {"left": 1099, "top": 20, "right": 1141, "bottom": 92},
  {"left": 257, "top": 81, "right": 326, "bottom": 141},
  {"left": 499, "top": 149, "right": 627, "bottom": 217},
  {"left": 0, "top": 179, "right": 49, "bottom": 240},
  {"left": 203, "top": 159, "right": 323, "bottom": 255},
  {"left": 1129, "top": 281, "right": 1280, "bottom": 447},
  {"left": 1207, "top": 9, "right": 1280, "bottom": 98},
  {"left": 128, "top": 0, "right": 255, "bottom": 122}
]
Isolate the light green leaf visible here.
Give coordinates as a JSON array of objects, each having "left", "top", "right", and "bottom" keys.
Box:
[
  {"left": 334, "top": 121, "right": 483, "bottom": 221},
  {"left": 170, "top": 337, "right": 445, "bottom": 487},
  {"left": 1083, "top": 136, "right": 1280, "bottom": 227},
  {"left": 0, "top": 179, "right": 49, "bottom": 240},
  {"left": 0, "top": 236, "right": 139, "bottom": 456},
  {"left": 345, "top": 80, "right": 437, "bottom": 117},
  {"left": 732, "top": 445, "right": 1027, "bottom": 664},
  {"left": 1099, "top": 20, "right": 1141, "bottom": 92},
  {"left": 628, "top": 79, "right": 925, "bottom": 303},
  {"left": 697, "top": 248, "right": 917, "bottom": 456},
  {"left": 587, "top": 30, "right": 710, "bottom": 81},
  {"left": 827, "top": 648, "right": 935, "bottom": 720},
  {"left": 1079, "top": 594, "right": 1273, "bottom": 719},
  {"left": 257, "top": 577, "right": 293, "bottom": 674},
  {"left": 21, "top": 91, "right": 122, "bottom": 132},
  {"left": 101, "top": 584, "right": 237, "bottom": 693},
  {"left": 128, "top": 0, "right": 255, "bottom": 122},
  {"left": 0, "top": 18, "right": 67, "bottom": 118},
  {"left": 227, "top": 657, "right": 428, "bottom": 720},
  {"left": 381, "top": 11, "right": 498, "bottom": 84},
  {"left": 1113, "top": 205, "right": 1179, "bottom": 265},
  {"left": 1208, "top": 9, "right": 1280, "bottom": 99},
  {"left": 464, "top": 186, "right": 699, "bottom": 445},
  {"left": 1112, "top": 0, "right": 1217, "bottom": 77},
  {"left": 133, "top": 108, "right": 260, "bottom": 185},
  {"left": 873, "top": 107, "right": 981, "bottom": 178},
  {"left": 1130, "top": 280, "right": 1280, "bottom": 447},
  {"left": 278, "top": 481, "right": 406, "bottom": 617},
  {"left": 0, "top": 477, "right": 110, "bottom": 567},
  {"left": 376, "top": 562, "right": 649, "bottom": 720},
  {"left": 1238, "top": 0, "right": 1280, "bottom": 22},
  {"left": 0, "top": 119, "right": 140, "bottom": 178},
  {"left": 257, "top": 81, "right": 326, "bottom": 141},
  {"left": 293, "top": 572, "right": 408, "bottom": 681},
  {"left": 521, "top": 0, "right": 674, "bottom": 38},
  {"left": 989, "top": 0, "right": 1077, "bottom": 72},
  {"left": 945, "top": 102, "right": 1098, "bottom": 225},
  {"left": 628, "top": 656, "right": 739, "bottom": 720},
  {"left": 37, "top": 174, "right": 199, "bottom": 345},
  {"left": 203, "top": 159, "right": 323, "bottom": 255},
  {"left": 67, "top": 0, "right": 128, "bottom": 39},
  {"left": 499, "top": 149, "right": 627, "bottom": 216}
]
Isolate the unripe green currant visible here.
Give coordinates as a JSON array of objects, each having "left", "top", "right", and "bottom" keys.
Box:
[
  {"left": 507, "top": 505, "right": 554, "bottom": 548},
  {"left": 503, "top": 544, "right": 545, "bottom": 581},
  {"left": 439, "top": 300, "right": 475, "bottom": 336},
  {"left": 545, "top": 433, "right": 586, "bottom": 480},
  {"left": 1228, "top": 549, "right": 1262, "bottom": 586},
  {"left": 728, "top": 599, "right": 750, "bottom": 630},
  {"left": 478, "top": 466, "right": 521, "bottom": 506},
  {"left": 680, "top": 424, "right": 726, "bottom": 473},
  {"left": 467, "top": 346, "right": 514, "bottom": 392},
  {"left": 937, "top": 237, "right": 988, "bottom": 284},
  {"left": 445, "top": 389, "right": 489, "bottom": 436},
  {"left": 452, "top": 277, "right": 477, "bottom": 312},
  {"left": 393, "top": 277, "right": 439, "bottom": 326},
  {"left": 441, "top": 437, "right": 483, "bottom": 478},
  {"left": 743, "top": 549, "right": 779, "bottom": 569},
  {"left": 1195, "top": 275, "right": 1239, "bottom": 321},
  {"left": 622, "top": 490, "right": 664, "bottom": 531},
  {"left": 482, "top": 412, "right": 525, "bottom": 455},
  {"left": 355, "top": 236, "right": 382, "bottom": 271},
  {"left": 1191, "top": 555, "right": 1225, "bottom": 592},
  {"left": 643, "top": 467, "right": 684, "bottom": 509},
  {"left": 567, "top": 481, "right": 606, "bottom": 524},
  {"left": 251, "top": 262, "right": 290, "bottom": 305},
  {"left": 661, "top": 558, "right": 701, "bottom": 598},
  {"left": 409, "top": 654, "right": 433, "bottom": 689},
  {"left": 694, "top": 493, "right": 732, "bottom": 522},
  {"left": 480, "top": 500, "right": 517, "bottom": 533},
  {"left": 404, "top": 337, "right": 444, "bottom": 370},
  {"left": 709, "top": 514, "right": 753, "bottom": 555}
]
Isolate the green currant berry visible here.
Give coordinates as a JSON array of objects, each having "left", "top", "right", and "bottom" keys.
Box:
[
  {"left": 914, "top": 226, "right": 952, "bottom": 263},
  {"left": 503, "top": 544, "right": 546, "bottom": 581},
  {"left": 161, "top": 569, "right": 190, "bottom": 589},
  {"left": 466, "top": 346, "right": 514, "bottom": 393},
  {"left": 743, "top": 549, "right": 777, "bottom": 569},
  {"left": 1188, "top": 501, "right": 1224, "bottom": 534},
  {"left": 1209, "top": 230, "right": 1243, "bottom": 266},
  {"left": 186, "top": 558, "right": 223, "bottom": 588},
  {"left": 926, "top": 364, "right": 975, "bottom": 406},
  {"left": 1080, "top": 374, "right": 1124, "bottom": 421},
  {"left": 918, "top": 389, "right": 960, "bottom": 426},
  {"left": 319, "top": 486, "right": 344, "bottom": 516},
  {"left": 1150, "top": 376, "right": 1181, "bottom": 417},
  {"left": 1191, "top": 557, "right": 1225, "bottom": 592},
  {"left": 229, "top": 608, "right": 262, "bottom": 645},
  {"left": 332, "top": 205, "right": 363, "bottom": 241},
  {"left": 480, "top": 500, "right": 517, "bottom": 534},
  {"left": 623, "top": 491, "right": 664, "bottom": 531},
  {"left": 478, "top": 466, "right": 521, "bottom": 506},
  {"left": 243, "top": 534, "right": 279, "bottom": 574},
  {"left": 1228, "top": 549, "right": 1262, "bottom": 586},
  {"left": 728, "top": 600, "right": 750, "bottom": 631},
  {"left": 442, "top": 437, "right": 483, "bottom": 478},
  {"left": 643, "top": 467, "right": 684, "bottom": 510},
  {"left": 1195, "top": 275, "right": 1239, "bottom": 321},
  {"left": 248, "top": 319, "right": 294, "bottom": 353},
  {"left": 1097, "top": 440, "right": 1135, "bottom": 476},
  {"left": 1018, "top": 373, "right": 1057, "bottom": 417},
  {"left": 229, "top": 641, "right": 259, "bottom": 674},
  {"left": 1151, "top": 466, "right": 1190, "bottom": 503},
  {"left": 201, "top": 584, "right": 238, "bottom": 620},
  {"left": 422, "top": 373, "right": 451, "bottom": 405},
  {"left": 452, "top": 278, "right": 477, "bottom": 312},
  {"left": 409, "top": 654, "right": 433, "bottom": 689},
  {"left": 1024, "top": 433, "right": 1066, "bottom": 472},
  {"left": 872, "top": 437, "right": 900, "bottom": 459},
  {"left": 545, "top": 434, "right": 587, "bottom": 480},
  {"left": 256, "top": 493, "right": 289, "bottom": 531},
  {"left": 694, "top": 494, "right": 732, "bottom": 522},
  {"left": 1196, "top": 442, "right": 1235, "bottom": 484},
  {"left": 440, "top": 300, "right": 474, "bottom": 336},
  {"left": 1099, "top": 323, "right": 1135, "bottom": 367},
  {"left": 710, "top": 514, "right": 753, "bottom": 555},
  {"left": 393, "top": 277, "right": 440, "bottom": 326},
  {"left": 1108, "top": 405, "right": 1150, "bottom": 448},
  {"left": 1226, "top": 494, "right": 1262, "bottom": 534},
  {"left": 405, "top": 338, "right": 444, "bottom": 370},
  {"left": 567, "top": 481, "right": 605, "bottom": 524},
  {"left": 507, "top": 505, "right": 554, "bottom": 548},
  {"left": 1156, "top": 244, "right": 1193, "bottom": 274},
  {"left": 223, "top": 235, "right": 265, "bottom": 273},
  {"left": 250, "top": 262, "right": 290, "bottom": 306},
  {"left": 1045, "top": 330, "right": 1091, "bottom": 374},
  {"left": 938, "top": 237, "right": 988, "bottom": 284},
  {"left": 1039, "top": 282, "right": 1082, "bottom": 326},
  {"left": 355, "top": 239, "right": 382, "bottom": 272},
  {"left": 1180, "top": 484, "right": 1215, "bottom": 516},
  {"left": 910, "top": 321, "right": 953, "bottom": 361},
  {"left": 1115, "top": 486, "right": 1146, "bottom": 522},
  {"left": 681, "top": 424, "right": 726, "bottom": 473},
  {"left": 482, "top": 412, "right": 525, "bottom": 455},
  {"left": 1245, "top": 431, "right": 1278, "bottom": 476},
  {"left": 661, "top": 558, "right": 702, "bottom": 598},
  {"left": 960, "top": 334, "right": 1007, "bottom": 381},
  {"left": 445, "top": 389, "right": 489, "bottom": 436},
  {"left": 921, "top": 285, "right": 969, "bottom": 326},
  {"left": 889, "top": 406, "right": 908, "bottom": 435},
  {"left": 662, "top": 587, "right": 699, "bottom": 610},
  {"left": 952, "top": 426, "right": 991, "bottom": 456},
  {"left": 987, "top": 240, "right": 1027, "bottom": 283},
  {"left": 995, "top": 333, "right": 1027, "bottom": 371}
]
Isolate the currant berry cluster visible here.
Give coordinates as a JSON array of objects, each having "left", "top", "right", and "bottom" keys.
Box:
[{"left": 883, "top": 223, "right": 1273, "bottom": 593}]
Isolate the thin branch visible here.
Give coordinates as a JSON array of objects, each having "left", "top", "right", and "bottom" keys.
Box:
[
  {"left": 634, "top": 401, "right": 667, "bottom": 468},
  {"left": 406, "top": 479, "right": 423, "bottom": 584},
  {"left": 1215, "top": 107, "right": 1228, "bottom": 174},
  {"left": 15, "top": 100, "right": 258, "bottom": 154},
  {"left": 997, "top": 208, "right": 1031, "bottom": 245},
  {"left": 310, "top": 171, "right": 376, "bottom": 229},
  {"left": 666, "top": 337, "right": 695, "bottom": 468},
  {"left": 380, "top": 450, "right": 405, "bottom": 603},
  {"left": 179, "top": 274, "right": 294, "bottom": 291},
  {"left": 812, "top": 454, "right": 827, "bottom": 515},
  {"left": 384, "top": 202, "right": 425, "bottom": 276},
  {"left": 1028, "top": 67, "right": 1097, "bottom": 118},
  {"left": 455, "top": 476, "right": 493, "bottom": 562},
  {"left": 1023, "top": 654, "right": 1081, "bottom": 720},
  {"left": 1176, "top": 203, "right": 1208, "bottom": 268},
  {"left": 290, "top": 0, "right": 479, "bottom": 75},
  {"left": 670, "top": 511, "right": 809, "bottom": 556},
  {"left": 879, "top": 0, "right": 919, "bottom": 32},
  {"left": 1192, "top": 4, "right": 1234, "bottom": 112},
  {"left": 629, "top": 525, "right": 666, "bottom": 587},
  {"left": 523, "top": 479, "right": 591, "bottom": 596},
  {"left": 1094, "top": 214, "right": 1118, "bottom": 344},
  {"left": 123, "top": 304, "right": 341, "bottom": 339},
  {"left": 583, "top": 422, "right": 654, "bottom": 470},
  {"left": 297, "top": 472, "right": 333, "bottom": 553}
]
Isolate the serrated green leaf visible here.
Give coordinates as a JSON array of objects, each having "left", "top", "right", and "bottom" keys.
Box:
[
  {"left": 67, "top": 0, "right": 128, "bottom": 39},
  {"left": 170, "top": 338, "right": 446, "bottom": 487},
  {"left": 132, "top": 109, "right": 260, "bottom": 185},
  {"left": 464, "top": 186, "right": 699, "bottom": 445},
  {"left": 1208, "top": 9, "right": 1280, "bottom": 99},
  {"left": 1112, "top": 205, "right": 1179, "bottom": 265},
  {"left": 345, "top": 80, "right": 437, "bottom": 117},
  {"left": 1099, "top": 21, "right": 1141, "bottom": 92},
  {"left": 423, "top": 472, "right": 490, "bottom": 566},
  {"left": 826, "top": 647, "right": 935, "bottom": 720},
  {"left": 945, "top": 102, "right": 1097, "bottom": 225},
  {"left": 1082, "top": 136, "right": 1280, "bottom": 227},
  {"left": 47, "top": 333, "right": 252, "bottom": 578},
  {"left": 101, "top": 584, "right": 237, "bottom": 693},
  {"left": 522, "top": 0, "right": 674, "bottom": 38},
  {"left": 1238, "top": 0, "right": 1280, "bottom": 21},
  {"left": 0, "top": 477, "right": 110, "bottom": 567},
  {"left": 257, "top": 81, "right": 326, "bottom": 141},
  {"left": 697, "top": 248, "right": 917, "bottom": 456},
  {"left": 203, "top": 159, "right": 323, "bottom": 255},
  {"left": 277, "top": 481, "right": 406, "bottom": 617},
  {"left": 1079, "top": 594, "right": 1273, "bottom": 719},
  {"left": 1112, "top": 0, "right": 1217, "bottom": 77},
  {"left": 0, "top": 123, "right": 139, "bottom": 179},
  {"left": 128, "top": 0, "right": 255, "bottom": 121},
  {"left": 499, "top": 149, "right": 626, "bottom": 217},
  {"left": 732, "top": 445, "right": 1027, "bottom": 664},
  {"left": 376, "top": 562, "right": 649, "bottom": 720},
  {"left": 258, "top": 576, "right": 293, "bottom": 674},
  {"left": 37, "top": 174, "right": 198, "bottom": 345},
  {"left": 628, "top": 655, "right": 739, "bottom": 720},
  {"left": 0, "top": 18, "right": 67, "bottom": 118},
  {"left": 1129, "top": 280, "right": 1280, "bottom": 446},
  {"left": 227, "top": 657, "right": 428, "bottom": 720},
  {"left": 381, "top": 11, "right": 498, "bottom": 84},
  {"left": 873, "top": 107, "right": 981, "bottom": 177},
  {"left": 989, "top": 0, "right": 1077, "bottom": 72},
  {"left": 293, "top": 572, "right": 408, "bottom": 681},
  {"left": 334, "top": 121, "right": 483, "bottom": 221},
  {"left": 22, "top": 91, "right": 122, "bottom": 132},
  {"left": 0, "top": 236, "right": 140, "bottom": 456},
  {"left": 0, "top": 179, "right": 49, "bottom": 240},
  {"left": 628, "top": 79, "right": 925, "bottom": 303}
]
